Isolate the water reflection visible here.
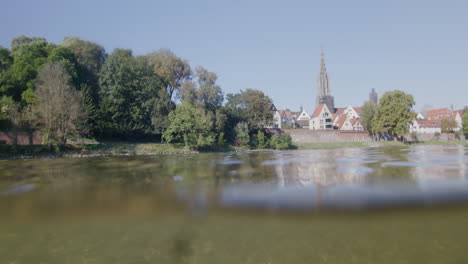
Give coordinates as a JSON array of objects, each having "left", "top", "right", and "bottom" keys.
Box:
[{"left": 0, "top": 145, "right": 467, "bottom": 215}]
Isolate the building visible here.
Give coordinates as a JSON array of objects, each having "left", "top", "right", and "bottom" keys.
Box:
[
  {"left": 369, "top": 88, "right": 378, "bottom": 104},
  {"left": 409, "top": 119, "right": 442, "bottom": 134},
  {"left": 273, "top": 107, "right": 311, "bottom": 129},
  {"left": 309, "top": 104, "right": 334, "bottom": 130},
  {"left": 426, "top": 107, "right": 463, "bottom": 132},
  {"left": 316, "top": 50, "right": 335, "bottom": 112}
]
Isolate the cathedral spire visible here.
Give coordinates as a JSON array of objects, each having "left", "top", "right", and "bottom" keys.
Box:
[{"left": 315, "top": 49, "right": 335, "bottom": 112}]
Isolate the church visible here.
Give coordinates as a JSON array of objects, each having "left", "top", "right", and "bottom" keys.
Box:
[{"left": 309, "top": 50, "right": 364, "bottom": 131}]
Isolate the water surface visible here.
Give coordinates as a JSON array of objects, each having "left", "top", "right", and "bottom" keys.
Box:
[{"left": 1, "top": 144, "right": 468, "bottom": 263}]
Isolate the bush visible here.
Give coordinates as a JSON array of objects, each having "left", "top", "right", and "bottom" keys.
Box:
[
  {"left": 234, "top": 122, "right": 250, "bottom": 146},
  {"left": 269, "top": 133, "right": 295, "bottom": 150},
  {"left": 434, "top": 132, "right": 441, "bottom": 140},
  {"left": 257, "top": 130, "right": 267, "bottom": 148}
]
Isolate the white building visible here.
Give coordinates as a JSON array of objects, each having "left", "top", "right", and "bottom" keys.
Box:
[
  {"left": 309, "top": 104, "right": 334, "bottom": 130},
  {"left": 409, "top": 120, "right": 442, "bottom": 134}
]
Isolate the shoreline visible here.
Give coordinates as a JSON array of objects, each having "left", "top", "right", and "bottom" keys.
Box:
[{"left": 1, "top": 140, "right": 467, "bottom": 160}]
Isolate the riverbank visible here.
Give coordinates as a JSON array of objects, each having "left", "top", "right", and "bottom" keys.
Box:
[
  {"left": 297, "top": 140, "right": 468, "bottom": 150},
  {"left": 1, "top": 140, "right": 467, "bottom": 159},
  {"left": 0, "top": 143, "right": 198, "bottom": 160}
]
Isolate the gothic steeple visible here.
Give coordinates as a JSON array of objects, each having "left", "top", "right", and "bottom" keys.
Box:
[
  {"left": 316, "top": 49, "right": 335, "bottom": 112},
  {"left": 317, "top": 49, "right": 330, "bottom": 97}
]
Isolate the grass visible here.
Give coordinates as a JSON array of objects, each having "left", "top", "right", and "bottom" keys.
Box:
[
  {"left": 297, "top": 141, "right": 370, "bottom": 150},
  {"left": 0, "top": 142, "right": 193, "bottom": 159}
]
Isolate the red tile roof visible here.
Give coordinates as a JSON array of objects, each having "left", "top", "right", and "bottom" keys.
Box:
[
  {"left": 417, "top": 120, "right": 441, "bottom": 128},
  {"left": 312, "top": 104, "right": 326, "bottom": 118},
  {"left": 336, "top": 115, "right": 347, "bottom": 129},
  {"left": 426, "top": 108, "right": 450, "bottom": 120}
]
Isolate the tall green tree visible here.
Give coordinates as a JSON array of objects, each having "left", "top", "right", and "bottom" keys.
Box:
[
  {"left": 3, "top": 38, "right": 52, "bottom": 103},
  {"left": 61, "top": 37, "right": 107, "bottom": 134},
  {"left": 360, "top": 101, "right": 377, "bottom": 134},
  {"left": 179, "top": 66, "right": 223, "bottom": 111},
  {"left": 144, "top": 49, "right": 191, "bottom": 101},
  {"left": 98, "top": 49, "right": 171, "bottom": 137},
  {"left": 462, "top": 108, "right": 468, "bottom": 135},
  {"left": 225, "top": 88, "right": 274, "bottom": 130},
  {"left": 373, "top": 90, "right": 416, "bottom": 139},
  {"left": 0, "top": 46, "right": 13, "bottom": 73}
]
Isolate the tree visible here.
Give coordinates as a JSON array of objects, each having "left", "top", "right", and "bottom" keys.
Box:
[
  {"left": 61, "top": 37, "right": 107, "bottom": 134},
  {"left": 3, "top": 37, "right": 52, "bottom": 103},
  {"left": 234, "top": 122, "right": 250, "bottom": 146},
  {"left": 163, "top": 103, "right": 215, "bottom": 149},
  {"left": 225, "top": 89, "right": 273, "bottom": 130},
  {"left": 11, "top": 35, "right": 47, "bottom": 51},
  {"left": 463, "top": 108, "right": 468, "bottom": 135},
  {"left": 144, "top": 49, "right": 191, "bottom": 101},
  {"left": 0, "top": 46, "right": 13, "bottom": 73},
  {"left": 61, "top": 37, "right": 106, "bottom": 75},
  {"left": 179, "top": 66, "right": 223, "bottom": 111},
  {"left": 441, "top": 116, "right": 458, "bottom": 133},
  {"left": 257, "top": 130, "right": 267, "bottom": 148},
  {"left": 98, "top": 49, "right": 171, "bottom": 137},
  {"left": 373, "top": 90, "right": 415, "bottom": 139},
  {"left": 34, "top": 63, "right": 87, "bottom": 145},
  {"left": 360, "top": 101, "right": 377, "bottom": 134}
]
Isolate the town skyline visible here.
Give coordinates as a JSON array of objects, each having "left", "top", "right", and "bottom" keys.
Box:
[{"left": 2, "top": 0, "right": 467, "bottom": 111}]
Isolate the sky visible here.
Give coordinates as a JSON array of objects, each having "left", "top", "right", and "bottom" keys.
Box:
[{"left": 1, "top": 0, "right": 467, "bottom": 113}]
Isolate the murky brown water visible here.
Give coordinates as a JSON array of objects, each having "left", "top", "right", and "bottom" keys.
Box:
[{"left": 1, "top": 145, "right": 468, "bottom": 263}]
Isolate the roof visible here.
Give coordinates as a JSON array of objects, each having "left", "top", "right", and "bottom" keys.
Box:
[
  {"left": 426, "top": 108, "right": 450, "bottom": 120},
  {"left": 336, "top": 115, "right": 347, "bottom": 129},
  {"left": 267, "top": 103, "right": 277, "bottom": 111},
  {"left": 312, "top": 104, "right": 326, "bottom": 118},
  {"left": 350, "top": 118, "right": 359, "bottom": 126},
  {"left": 332, "top": 108, "right": 346, "bottom": 120},
  {"left": 292, "top": 111, "right": 302, "bottom": 117},
  {"left": 416, "top": 119, "right": 441, "bottom": 128},
  {"left": 353, "top": 107, "right": 362, "bottom": 114},
  {"left": 453, "top": 110, "right": 464, "bottom": 118}
]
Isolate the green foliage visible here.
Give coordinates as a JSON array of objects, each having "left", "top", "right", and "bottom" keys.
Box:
[
  {"left": 144, "top": 48, "right": 191, "bottom": 101},
  {"left": 2, "top": 38, "right": 51, "bottom": 102},
  {"left": 0, "top": 46, "right": 13, "bottom": 73},
  {"left": 98, "top": 49, "right": 171, "bottom": 137},
  {"left": 234, "top": 122, "right": 250, "bottom": 146},
  {"left": 61, "top": 37, "right": 107, "bottom": 134},
  {"left": 34, "top": 63, "right": 87, "bottom": 145},
  {"left": 463, "top": 108, "right": 468, "bottom": 135},
  {"left": 441, "top": 116, "right": 458, "bottom": 133},
  {"left": 434, "top": 132, "right": 441, "bottom": 140},
  {"left": 257, "top": 130, "right": 267, "bottom": 148},
  {"left": 270, "top": 133, "right": 295, "bottom": 150},
  {"left": 163, "top": 103, "right": 215, "bottom": 149},
  {"left": 360, "top": 101, "right": 377, "bottom": 133},
  {"left": 226, "top": 88, "right": 274, "bottom": 130},
  {"left": 373, "top": 90, "right": 415, "bottom": 138},
  {"left": 179, "top": 66, "right": 223, "bottom": 111},
  {"left": 0, "top": 95, "right": 15, "bottom": 121}
]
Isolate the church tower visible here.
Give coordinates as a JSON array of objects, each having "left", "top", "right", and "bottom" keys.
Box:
[{"left": 316, "top": 50, "right": 335, "bottom": 112}]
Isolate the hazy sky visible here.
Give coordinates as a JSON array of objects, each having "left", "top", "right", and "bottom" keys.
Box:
[{"left": 1, "top": 0, "right": 467, "bottom": 112}]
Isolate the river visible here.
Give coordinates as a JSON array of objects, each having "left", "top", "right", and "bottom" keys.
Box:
[{"left": 0, "top": 144, "right": 467, "bottom": 263}]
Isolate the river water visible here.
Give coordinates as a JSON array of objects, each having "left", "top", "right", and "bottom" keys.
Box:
[{"left": 1, "top": 144, "right": 468, "bottom": 263}]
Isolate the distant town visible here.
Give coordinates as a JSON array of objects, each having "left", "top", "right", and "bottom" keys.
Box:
[{"left": 270, "top": 50, "right": 466, "bottom": 136}]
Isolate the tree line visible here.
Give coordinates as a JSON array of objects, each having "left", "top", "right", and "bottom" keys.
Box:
[
  {"left": 0, "top": 35, "right": 293, "bottom": 149},
  {"left": 360, "top": 90, "right": 467, "bottom": 140}
]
